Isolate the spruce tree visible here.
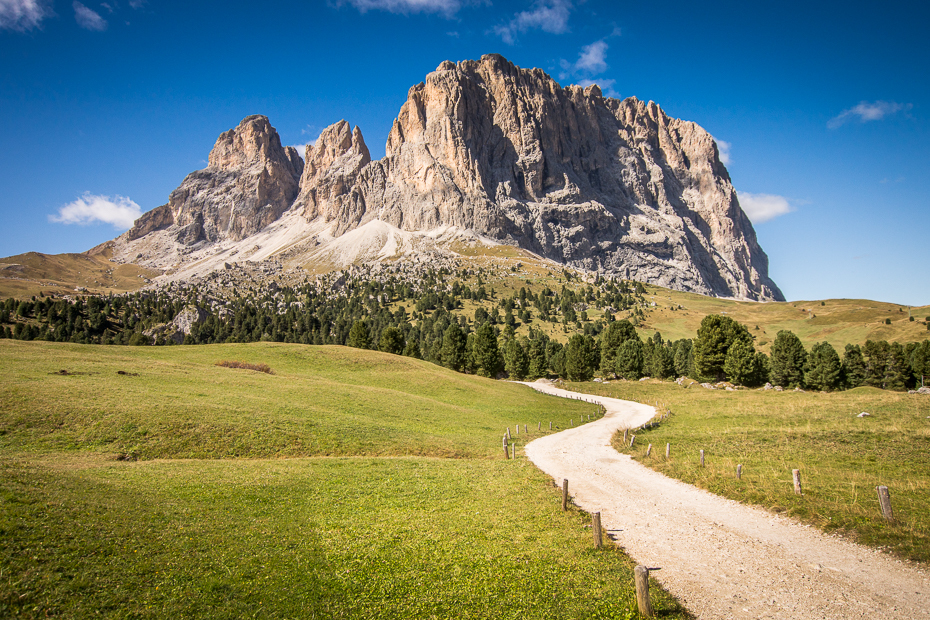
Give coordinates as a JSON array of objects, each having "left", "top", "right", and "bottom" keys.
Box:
[
  {"left": 673, "top": 339, "right": 692, "bottom": 377},
  {"left": 615, "top": 338, "right": 644, "bottom": 380},
  {"left": 842, "top": 344, "right": 866, "bottom": 388},
  {"left": 723, "top": 338, "right": 757, "bottom": 386},
  {"left": 440, "top": 323, "right": 467, "bottom": 371},
  {"left": 503, "top": 338, "right": 530, "bottom": 380},
  {"left": 692, "top": 315, "right": 753, "bottom": 381},
  {"left": 651, "top": 342, "right": 675, "bottom": 379},
  {"left": 378, "top": 327, "right": 405, "bottom": 355},
  {"left": 402, "top": 337, "right": 421, "bottom": 359},
  {"left": 769, "top": 330, "right": 807, "bottom": 388},
  {"left": 599, "top": 319, "right": 637, "bottom": 377},
  {"left": 473, "top": 322, "right": 503, "bottom": 378},
  {"left": 566, "top": 334, "right": 597, "bottom": 381},
  {"left": 527, "top": 337, "right": 548, "bottom": 379},
  {"left": 805, "top": 342, "right": 841, "bottom": 391},
  {"left": 346, "top": 320, "right": 370, "bottom": 349}
]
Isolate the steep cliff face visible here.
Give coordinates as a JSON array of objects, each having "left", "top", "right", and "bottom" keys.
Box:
[
  {"left": 127, "top": 115, "right": 303, "bottom": 245},
  {"left": 118, "top": 55, "right": 782, "bottom": 301},
  {"left": 301, "top": 54, "right": 780, "bottom": 300}
]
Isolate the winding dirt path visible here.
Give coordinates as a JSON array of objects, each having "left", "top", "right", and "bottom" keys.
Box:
[{"left": 519, "top": 379, "right": 929, "bottom": 619}]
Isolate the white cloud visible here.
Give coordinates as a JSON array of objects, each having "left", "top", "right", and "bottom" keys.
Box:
[
  {"left": 50, "top": 193, "right": 142, "bottom": 230},
  {"left": 289, "top": 143, "right": 311, "bottom": 156},
  {"left": 340, "top": 0, "right": 462, "bottom": 17},
  {"left": 0, "top": 0, "right": 51, "bottom": 30},
  {"left": 129, "top": 0, "right": 146, "bottom": 8},
  {"left": 714, "top": 138, "right": 732, "bottom": 165},
  {"left": 737, "top": 191, "right": 793, "bottom": 223},
  {"left": 573, "top": 39, "right": 608, "bottom": 74},
  {"left": 73, "top": 1, "right": 106, "bottom": 30},
  {"left": 494, "top": 0, "right": 572, "bottom": 44},
  {"left": 828, "top": 100, "right": 913, "bottom": 129}
]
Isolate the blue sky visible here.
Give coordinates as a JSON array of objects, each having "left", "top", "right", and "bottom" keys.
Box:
[{"left": 1, "top": 0, "right": 927, "bottom": 305}]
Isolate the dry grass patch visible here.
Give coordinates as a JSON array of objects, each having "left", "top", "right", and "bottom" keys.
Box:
[{"left": 215, "top": 359, "right": 274, "bottom": 374}]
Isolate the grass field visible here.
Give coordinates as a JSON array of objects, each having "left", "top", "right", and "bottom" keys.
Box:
[
  {"left": 560, "top": 378, "right": 930, "bottom": 563},
  {"left": 0, "top": 340, "right": 689, "bottom": 619}
]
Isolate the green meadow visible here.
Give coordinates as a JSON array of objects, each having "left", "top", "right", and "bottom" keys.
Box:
[
  {"left": 0, "top": 341, "right": 689, "bottom": 619},
  {"left": 564, "top": 379, "right": 930, "bottom": 563}
]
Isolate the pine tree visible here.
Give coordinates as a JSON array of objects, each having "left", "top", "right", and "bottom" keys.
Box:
[
  {"left": 805, "top": 341, "right": 841, "bottom": 391},
  {"left": 473, "top": 322, "right": 503, "bottom": 378},
  {"left": 527, "top": 337, "right": 548, "bottom": 379},
  {"left": 842, "top": 344, "right": 867, "bottom": 388},
  {"left": 723, "top": 338, "right": 757, "bottom": 386},
  {"left": 565, "top": 334, "right": 597, "bottom": 382},
  {"left": 503, "top": 338, "right": 530, "bottom": 380},
  {"left": 615, "top": 338, "right": 644, "bottom": 380},
  {"left": 440, "top": 323, "right": 467, "bottom": 371},
  {"left": 769, "top": 330, "right": 807, "bottom": 388},
  {"left": 402, "top": 337, "right": 421, "bottom": 359},
  {"left": 599, "top": 319, "right": 637, "bottom": 377},
  {"left": 651, "top": 342, "right": 675, "bottom": 379},
  {"left": 346, "top": 320, "right": 370, "bottom": 349},
  {"left": 883, "top": 342, "right": 909, "bottom": 391},
  {"left": 862, "top": 340, "right": 889, "bottom": 388},
  {"left": 378, "top": 326, "right": 405, "bottom": 355},
  {"left": 692, "top": 315, "right": 753, "bottom": 381},
  {"left": 673, "top": 339, "right": 692, "bottom": 377}
]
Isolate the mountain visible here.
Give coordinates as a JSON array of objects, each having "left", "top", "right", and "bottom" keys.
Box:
[{"left": 103, "top": 54, "right": 783, "bottom": 301}]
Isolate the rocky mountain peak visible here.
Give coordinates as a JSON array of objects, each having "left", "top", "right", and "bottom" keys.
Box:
[
  {"left": 116, "top": 54, "right": 783, "bottom": 301},
  {"left": 294, "top": 120, "right": 371, "bottom": 227}
]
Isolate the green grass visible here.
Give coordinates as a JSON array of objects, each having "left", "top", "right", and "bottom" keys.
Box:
[
  {"left": 0, "top": 340, "right": 599, "bottom": 460},
  {"left": 561, "top": 379, "right": 930, "bottom": 563},
  {"left": 0, "top": 341, "right": 689, "bottom": 619}
]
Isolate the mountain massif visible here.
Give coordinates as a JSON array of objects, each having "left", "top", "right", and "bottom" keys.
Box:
[{"left": 104, "top": 54, "right": 783, "bottom": 301}]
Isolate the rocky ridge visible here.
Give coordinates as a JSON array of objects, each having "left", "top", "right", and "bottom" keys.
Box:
[{"left": 108, "top": 54, "right": 783, "bottom": 302}]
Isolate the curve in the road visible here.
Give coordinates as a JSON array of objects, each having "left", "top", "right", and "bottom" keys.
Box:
[{"left": 519, "top": 379, "right": 929, "bottom": 620}]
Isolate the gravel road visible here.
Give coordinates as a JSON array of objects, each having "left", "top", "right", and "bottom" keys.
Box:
[{"left": 519, "top": 379, "right": 929, "bottom": 619}]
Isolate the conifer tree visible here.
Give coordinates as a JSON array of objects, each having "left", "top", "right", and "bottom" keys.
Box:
[
  {"left": 842, "top": 344, "right": 867, "bottom": 388},
  {"left": 346, "top": 320, "right": 370, "bottom": 349},
  {"left": 723, "top": 338, "right": 757, "bottom": 386},
  {"left": 473, "top": 322, "right": 503, "bottom": 378},
  {"left": 599, "top": 319, "right": 637, "bottom": 377},
  {"left": 503, "top": 338, "right": 530, "bottom": 380},
  {"left": 378, "top": 326, "right": 405, "bottom": 355},
  {"left": 692, "top": 315, "right": 753, "bottom": 381},
  {"left": 566, "top": 333, "right": 597, "bottom": 381},
  {"left": 440, "top": 323, "right": 467, "bottom": 371},
  {"left": 615, "top": 338, "right": 644, "bottom": 380},
  {"left": 769, "top": 330, "right": 807, "bottom": 388},
  {"left": 805, "top": 341, "right": 841, "bottom": 391}
]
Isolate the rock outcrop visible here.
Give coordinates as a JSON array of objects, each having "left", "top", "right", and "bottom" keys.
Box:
[
  {"left": 127, "top": 115, "right": 303, "bottom": 245},
  {"left": 116, "top": 54, "right": 783, "bottom": 301}
]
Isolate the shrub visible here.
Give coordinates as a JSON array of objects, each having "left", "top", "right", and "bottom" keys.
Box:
[{"left": 215, "top": 360, "right": 274, "bottom": 374}]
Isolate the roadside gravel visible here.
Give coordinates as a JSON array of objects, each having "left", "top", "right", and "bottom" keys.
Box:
[{"left": 520, "top": 379, "right": 929, "bottom": 619}]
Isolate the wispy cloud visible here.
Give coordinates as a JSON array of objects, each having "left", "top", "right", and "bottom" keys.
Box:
[
  {"left": 73, "top": 1, "right": 106, "bottom": 30},
  {"left": 50, "top": 193, "right": 142, "bottom": 229},
  {"left": 714, "top": 138, "right": 732, "bottom": 166},
  {"left": 339, "top": 0, "right": 462, "bottom": 17},
  {"left": 737, "top": 191, "right": 793, "bottom": 223},
  {"left": 0, "top": 0, "right": 52, "bottom": 31},
  {"left": 129, "top": 0, "right": 146, "bottom": 8},
  {"left": 494, "top": 0, "right": 572, "bottom": 45},
  {"left": 828, "top": 100, "right": 913, "bottom": 129}
]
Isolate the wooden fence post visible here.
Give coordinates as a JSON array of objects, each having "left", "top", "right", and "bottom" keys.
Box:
[
  {"left": 623, "top": 429, "right": 628, "bottom": 443},
  {"left": 538, "top": 421, "right": 541, "bottom": 431},
  {"left": 646, "top": 444, "right": 652, "bottom": 457},
  {"left": 549, "top": 421, "right": 552, "bottom": 430},
  {"left": 592, "top": 512, "right": 603, "bottom": 548},
  {"left": 665, "top": 443, "right": 670, "bottom": 458},
  {"left": 793, "top": 469, "right": 802, "bottom": 495},
  {"left": 634, "top": 565, "right": 654, "bottom": 617},
  {"left": 876, "top": 486, "right": 894, "bottom": 522},
  {"left": 503, "top": 443, "right": 509, "bottom": 459},
  {"left": 506, "top": 427, "right": 511, "bottom": 440},
  {"left": 629, "top": 435, "right": 636, "bottom": 448},
  {"left": 700, "top": 449, "right": 705, "bottom": 467},
  {"left": 562, "top": 479, "right": 569, "bottom": 511},
  {"left": 511, "top": 444, "right": 516, "bottom": 460},
  {"left": 737, "top": 464, "right": 742, "bottom": 479}
]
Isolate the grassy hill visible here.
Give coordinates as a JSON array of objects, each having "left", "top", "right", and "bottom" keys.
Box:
[
  {"left": 0, "top": 340, "right": 689, "bottom": 619},
  {"left": 0, "top": 249, "right": 160, "bottom": 299}
]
